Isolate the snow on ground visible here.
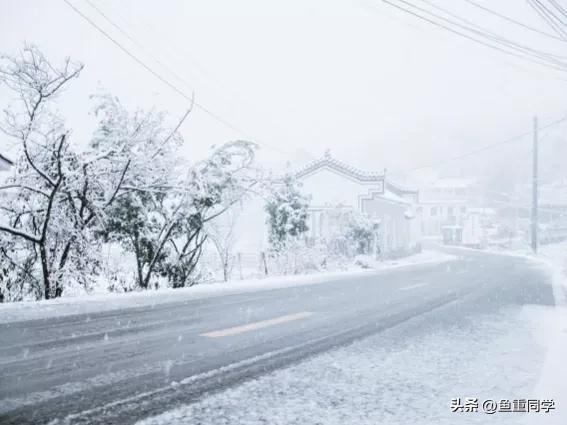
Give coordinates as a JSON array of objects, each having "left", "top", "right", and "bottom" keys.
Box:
[
  {"left": 135, "top": 242, "right": 567, "bottom": 425},
  {"left": 0, "top": 250, "right": 454, "bottom": 324},
  {"left": 539, "top": 242, "right": 567, "bottom": 302},
  {"left": 527, "top": 242, "right": 567, "bottom": 425},
  {"left": 137, "top": 305, "right": 557, "bottom": 425}
]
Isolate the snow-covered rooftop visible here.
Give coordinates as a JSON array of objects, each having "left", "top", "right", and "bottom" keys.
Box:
[
  {"left": 294, "top": 150, "right": 385, "bottom": 182},
  {"left": 292, "top": 150, "right": 418, "bottom": 197}
]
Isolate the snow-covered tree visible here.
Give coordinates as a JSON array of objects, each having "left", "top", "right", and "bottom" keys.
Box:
[
  {"left": 100, "top": 140, "right": 258, "bottom": 289},
  {"left": 0, "top": 45, "right": 85, "bottom": 300},
  {"left": 265, "top": 174, "right": 310, "bottom": 252},
  {"left": 164, "top": 140, "right": 258, "bottom": 288},
  {"left": 205, "top": 206, "right": 241, "bottom": 282},
  {"left": 90, "top": 92, "right": 188, "bottom": 290},
  {"left": 0, "top": 46, "right": 259, "bottom": 300},
  {"left": 0, "top": 47, "right": 189, "bottom": 300}
]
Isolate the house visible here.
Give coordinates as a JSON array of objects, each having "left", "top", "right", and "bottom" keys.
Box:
[
  {"left": 203, "top": 151, "right": 422, "bottom": 278},
  {"left": 217, "top": 151, "right": 422, "bottom": 257},
  {"left": 418, "top": 178, "right": 481, "bottom": 243},
  {"left": 292, "top": 150, "right": 421, "bottom": 255}
]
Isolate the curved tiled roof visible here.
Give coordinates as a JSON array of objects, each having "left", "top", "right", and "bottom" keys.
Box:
[{"left": 294, "top": 151, "right": 384, "bottom": 182}]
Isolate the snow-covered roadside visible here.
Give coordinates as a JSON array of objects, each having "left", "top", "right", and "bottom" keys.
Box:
[
  {"left": 538, "top": 243, "right": 567, "bottom": 303},
  {"left": 525, "top": 242, "right": 567, "bottom": 425},
  {"left": 442, "top": 241, "right": 567, "bottom": 425},
  {"left": 136, "top": 305, "right": 554, "bottom": 425},
  {"left": 134, "top": 243, "right": 567, "bottom": 425},
  {"left": 0, "top": 250, "right": 455, "bottom": 324}
]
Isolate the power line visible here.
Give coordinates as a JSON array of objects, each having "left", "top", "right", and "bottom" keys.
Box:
[
  {"left": 463, "top": 0, "right": 566, "bottom": 43},
  {"left": 415, "top": 0, "right": 567, "bottom": 63},
  {"left": 81, "top": 0, "right": 195, "bottom": 94},
  {"left": 535, "top": 0, "right": 567, "bottom": 25},
  {"left": 90, "top": 0, "right": 230, "bottom": 97},
  {"left": 390, "top": 0, "right": 567, "bottom": 69},
  {"left": 63, "top": 0, "right": 291, "bottom": 155},
  {"left": 531, "top": 0, "right": 567, "bottom": 32},
  {"left": 548, "top": 0, "right": 567, "bottom": 19},
  {"left": 527, "top": 0, "right": 567, "bottom": 40},
  {"left": 374, "top": 0, "right": 567, "bottom": 73},
  {"left": 408, "top": 116, "right": 567, "bottom": 172},
  {"left": 92, "top": 0, "right": 282, "bottom": 153}
]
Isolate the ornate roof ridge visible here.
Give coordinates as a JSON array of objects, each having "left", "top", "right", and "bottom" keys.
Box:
[{"left": 293, "top": 151, "right": 384, "bottom": 182}]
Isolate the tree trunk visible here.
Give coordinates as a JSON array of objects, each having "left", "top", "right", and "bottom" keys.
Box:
[{"left": 39, "top": 244, "right": 51, "bottom": 300}]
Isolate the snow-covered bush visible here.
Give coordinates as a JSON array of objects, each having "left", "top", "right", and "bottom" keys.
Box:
[
  {"left": 265, "top": 174, "right": 310, "bottom": 252},
  {"left": 267, "top": 239, "right": 327, "bottom": 275},
  {"left": 321, "top": 207, "right": 377, "bottom": 258}
]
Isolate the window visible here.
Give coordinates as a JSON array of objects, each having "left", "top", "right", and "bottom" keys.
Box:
[{"left": 431, "top": 206, "right": 438, "bottom": 216}]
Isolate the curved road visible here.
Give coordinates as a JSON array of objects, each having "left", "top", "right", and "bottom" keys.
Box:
[{"left": 0, "top": 249, "right": 554, "bottom": 424}]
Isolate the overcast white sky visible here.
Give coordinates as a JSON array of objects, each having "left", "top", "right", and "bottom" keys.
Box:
[{"left": 1, "top": 0, "right": 566, "bottom": 184}]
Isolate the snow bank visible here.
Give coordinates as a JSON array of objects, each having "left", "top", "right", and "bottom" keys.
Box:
[
  {"left": 0, "top": 250, "right": 455, "bottom": 324},
  {"left": 525, "top": 242, "right": 567, "bottom": 425},
  {"left": 454, "top": 240, "right": 567, "bottom": 425}
]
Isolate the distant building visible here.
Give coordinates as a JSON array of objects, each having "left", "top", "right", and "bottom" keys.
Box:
[{"left": 418, "top": 178, "right": 482, "bottom": 244}]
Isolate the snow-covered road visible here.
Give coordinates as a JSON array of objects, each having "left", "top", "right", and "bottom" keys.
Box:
[
  {"left": 0, "top": 248, "right": 563, "bottom": 424},
  {"left": 138, "top": 305, "right": 555, "bottom": 425}
]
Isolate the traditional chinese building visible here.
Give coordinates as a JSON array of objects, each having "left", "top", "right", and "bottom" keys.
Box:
[
  {"left": 293, "top": 151, "right": 421, "bottom": 254},
  {"left": 204, "top": 151, "right": 423, "bottom": 277}
]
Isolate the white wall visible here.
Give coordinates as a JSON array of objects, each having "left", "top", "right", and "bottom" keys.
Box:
[{"left": 298, "top": 166, "right": 382, "bottom": 209}]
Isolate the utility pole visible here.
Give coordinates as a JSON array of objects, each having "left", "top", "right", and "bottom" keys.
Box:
[{"left": 531, "top": 116, "right": 538, "bottom": 253}]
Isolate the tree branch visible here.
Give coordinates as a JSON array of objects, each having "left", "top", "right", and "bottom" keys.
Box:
[{"left": 0, "top": 224, "right": 40, "bottom": 243}]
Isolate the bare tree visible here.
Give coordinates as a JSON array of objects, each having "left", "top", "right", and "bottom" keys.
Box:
[{"left": 206, "top": 205, "right": 241, "bottom": 282}]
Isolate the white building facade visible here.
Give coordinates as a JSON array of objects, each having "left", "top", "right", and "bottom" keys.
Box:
[
  {"left": 418, "top": 178, "right": 481, "bottom": 244},
  {"left": 294, "top": 151, "right": 421, "bottom": 255},
  {"left": 224, "top": 152, "right": 421, "bottom": 256}
]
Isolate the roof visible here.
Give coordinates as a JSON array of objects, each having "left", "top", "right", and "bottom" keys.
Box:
[
  {"left": 294, "top": 150, "right": 384, "bottom": 182},
  {"left": 292, "top": 150, "right": 418, "bottom": 197}
]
